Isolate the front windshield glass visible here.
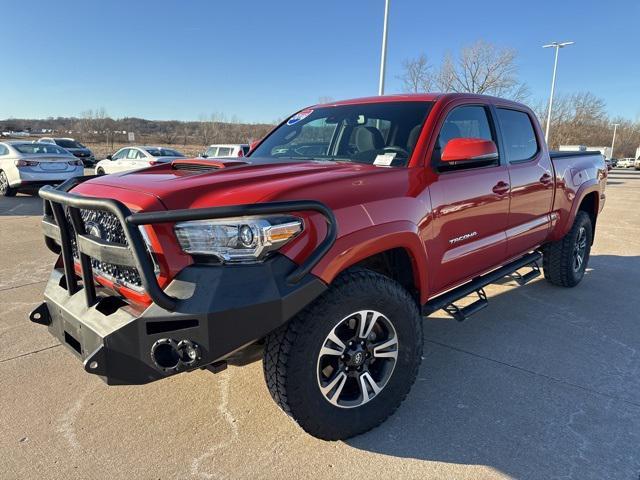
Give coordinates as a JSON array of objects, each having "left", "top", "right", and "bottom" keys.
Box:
[
  {"left": 250, "top": 101, "right": 433, "bottom": 167},
  {"left": 14, "top": 143, "right": 69, "bottom": 155}
]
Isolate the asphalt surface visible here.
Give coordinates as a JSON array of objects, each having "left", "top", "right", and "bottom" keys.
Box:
[{"left": 1, "top": 168, "right": 639, "bottom": 480}]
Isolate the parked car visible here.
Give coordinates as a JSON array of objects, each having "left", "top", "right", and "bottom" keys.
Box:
[
  {"left": 202, "top": 144, "right": 249, "bottom": 158},
  {"left": 38, "top": 137, "right": 96, "bottom": 166},
  {"left": 617, "top": 157, "right": 635, "bottom": 168},
  {"left": 95, "top": 146, "right": 185, "bottom": 175},
  {"left": 31, "top": 93, "right": 606, "bottom": 440},
  {"left": 0, "top": 141, "right": 83, "bottom": 196},
  {"left": 605, "top": 158, "right": 613, "bottom": 171},
  {"left": 635, "top": 158, "right": 640, "bottom": 170}
]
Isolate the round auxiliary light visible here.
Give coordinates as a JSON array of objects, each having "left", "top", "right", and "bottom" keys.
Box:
[{"left": 239, "top": 224, "right": 255, "bottom": 247}]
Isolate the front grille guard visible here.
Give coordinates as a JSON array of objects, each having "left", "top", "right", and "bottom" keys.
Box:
[{"left": 40, "top": 176, "right": 337, "bottom": 312}]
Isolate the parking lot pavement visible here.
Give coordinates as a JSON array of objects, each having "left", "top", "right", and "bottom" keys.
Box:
[{"left": 1, "top": 169, "right": 639, "bottom": 480}]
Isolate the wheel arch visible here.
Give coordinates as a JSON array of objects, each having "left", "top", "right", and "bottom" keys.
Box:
[{"left": 311, "top": 221, "right": 429, "bottom": 304}]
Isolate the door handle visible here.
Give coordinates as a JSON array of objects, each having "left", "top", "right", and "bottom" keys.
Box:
[
  {"left": 540, "top": 173, "right": 553, "bottom": 185},
  {"left": 492, "top": 181, "right": 510, "bottom": 195}
]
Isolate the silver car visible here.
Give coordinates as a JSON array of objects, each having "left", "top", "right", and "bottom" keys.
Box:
[{"left": 0, "top": 141, "right": 84, "bottom": 197}]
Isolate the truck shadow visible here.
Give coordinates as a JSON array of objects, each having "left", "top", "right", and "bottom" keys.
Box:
[
  {"left": 348, "top": 254, "right": 640, "bottom": 479},
  {"left": 0, "top": 193, "right": 43, "bottom": 216}
]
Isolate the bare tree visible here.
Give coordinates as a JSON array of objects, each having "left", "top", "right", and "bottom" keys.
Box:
[
  {"left": 432, "top": 41, "right": 529, "bottom": 101},
  {"left": 398, "top": 54, "right": 433, "bottom": 93}
]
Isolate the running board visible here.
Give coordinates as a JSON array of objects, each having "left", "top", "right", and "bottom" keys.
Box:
[{"left": 422, "top": 251, "right": 542, "bottom": 321}]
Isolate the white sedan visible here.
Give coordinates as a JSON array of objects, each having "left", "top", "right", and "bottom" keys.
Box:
[
  {"left": 95, "top": 146, "right": 186, "bottom": 175},
  {"left": 0, "top": 141, "right": 84, "bottom": 197}
]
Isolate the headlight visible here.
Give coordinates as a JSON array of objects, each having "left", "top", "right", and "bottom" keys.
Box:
[{"left": 174, "top": 215, "right": 303, "bottom": 263}]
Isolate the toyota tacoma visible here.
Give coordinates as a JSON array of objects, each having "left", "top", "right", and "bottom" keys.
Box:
[{"left": 30, "top": 93, "right": 606, "bottom": 440}]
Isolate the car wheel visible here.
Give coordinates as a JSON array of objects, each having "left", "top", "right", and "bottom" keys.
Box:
[
  {"left": 542, "top": 211, "right": 593, "bottom": 287},
  {"left": 96, "top": 168, "right": 105, "bottom": 175},
  {"left": 263, "top": 268, "right": 423, "bottom": 440},
  {"left": 0, "top": 171, "right": 17, "bottom": 197}
]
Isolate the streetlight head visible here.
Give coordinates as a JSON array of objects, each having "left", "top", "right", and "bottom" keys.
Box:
[{"left": 542, "top": 41, "right": 575, "bottom": 48}]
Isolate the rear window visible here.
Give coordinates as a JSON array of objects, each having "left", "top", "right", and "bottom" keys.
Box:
[
  {"left": 14, "top": 144, "right": 69, "bottom": 155},
  {"left": 496, "top": 109, "right": 538, "bottom": 162}
]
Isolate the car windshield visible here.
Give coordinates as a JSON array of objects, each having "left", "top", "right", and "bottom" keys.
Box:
[
  {"left": 249, "top": 101, "right": 433, "bottom": 167},
  {"left": 14, "top": 143, "right": 69, "bottom": 155},
  {"left": 55, "top": 139, "right": 83, "bottom": 149},
  {"left": 146, "top": 148, "right": 184, "bottom": 157}
]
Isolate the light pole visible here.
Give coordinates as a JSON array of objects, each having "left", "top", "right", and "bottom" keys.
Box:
[
  {"left": 542, "top": 41, "right": 574, "bottom": 144},
  {"left": 610, "top": 123, "right": 620, "bottom": 160},
  {"left": 378, "top": 0, "right": 390, "bottom": 95}
]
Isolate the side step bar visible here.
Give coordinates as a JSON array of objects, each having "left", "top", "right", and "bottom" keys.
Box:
[{"left": 422, "top": 251, "right": 542, "bottom": 321}]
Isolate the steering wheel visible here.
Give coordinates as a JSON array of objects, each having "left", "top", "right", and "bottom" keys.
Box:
[{"left": 382, "top": 145, "right": 409, "bottom": 157}]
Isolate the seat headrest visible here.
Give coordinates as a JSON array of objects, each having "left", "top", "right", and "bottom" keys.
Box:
[{"left": 355, "top": 126, "right": 385, "bottom": 151}]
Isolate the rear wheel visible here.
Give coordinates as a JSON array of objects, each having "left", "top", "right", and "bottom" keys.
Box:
[
  {"left": 542, "top": 211, "right": 593, "bottom": 287},
  {"left": 96, "top": 167, "right": 105, "bottom": 175},
  {"left": 0, "top": 171, "right": 16, "bottom": 197},
  {"left": 263, "top": 268, "right": 423, "bottom": 440}
]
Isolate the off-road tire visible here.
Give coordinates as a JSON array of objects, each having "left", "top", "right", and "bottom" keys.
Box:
[
  {"left": 0, "top": 171, "right": 16, "bottom": 197},
  {"left": 263, "top": 268, "right": 423, "bottom": 440},
  {"left": 542, "top": 211, "right": 593, "bottom": 287}
]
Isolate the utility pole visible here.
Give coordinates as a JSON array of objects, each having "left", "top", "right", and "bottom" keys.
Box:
[
  {"left": 610, "top": 123, "right": 620, "bottom": 160},
  {"left": 378, "top": 0, "right": 390, "bottom": 95},
  {"left": 542, "top": 41, "right": 574, "bottom": 144}
]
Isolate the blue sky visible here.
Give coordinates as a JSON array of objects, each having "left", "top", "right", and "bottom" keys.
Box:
[{"left": 1, "top": 0, "right": 638, "bottom": 123}]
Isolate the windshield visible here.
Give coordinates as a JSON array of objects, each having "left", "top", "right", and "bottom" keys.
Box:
[
  {"left": 250, "top": 101, "right": 433, "bottom": 167},
  {"left": 145, "top": 148, "right": 184, "bottom": 157},
  {"left": 55, "top": 139, "right": 83, "bottom": 149},
  {"left": 14, "top": 143, "right": 69, "bottom": 155}
]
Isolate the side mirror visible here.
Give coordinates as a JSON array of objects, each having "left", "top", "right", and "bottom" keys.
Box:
[
  {"left": 106, "top": 154, "right": 112, "bottom": 160},
  {"left": 200, "top": 153, "right": 208, "bottom": 158},
  {"left": 441, "top": 138, "right": 498, "bottom": 163}
]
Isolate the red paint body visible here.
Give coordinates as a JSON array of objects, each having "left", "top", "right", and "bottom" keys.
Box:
[{"left": 71, "top": 94, "right": 606, "bottom": 308}]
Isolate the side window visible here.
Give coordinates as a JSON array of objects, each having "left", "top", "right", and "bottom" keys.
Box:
[
  {"left": 136, "top": 150, "right": 147, "bottom": 159},
  {"left": 437, "top": 105, "right": 493, "bottom": 150},
  {"left": 127, "top": 149, "right": 140, "bottom": 159},
  {"left": 496, "top": 108, "right": 538, "bottom": 162},
  {"left": 433, "top": 105, "right": 495, "bottom": 168},
  {"left": 217, "top": 147, "right": 232, "bottom": 156},
  {"left": 205, "top": 147, "right": 217, "bottom": 157},
  {"left": 0, "top": 145, "right": 7, "bottom": 155}
]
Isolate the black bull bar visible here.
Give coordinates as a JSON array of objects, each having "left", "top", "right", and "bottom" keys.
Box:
[{"left": 38, "top": 176, "right": 337, "bottom": 311}]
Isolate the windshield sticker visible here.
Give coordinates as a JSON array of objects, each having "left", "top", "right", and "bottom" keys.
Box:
[
  {"left": 373, "top": 153, "right": 396, "bottom": 166},
  {"left": 287, "top": 109, "right": 313, "bottom": 125}
]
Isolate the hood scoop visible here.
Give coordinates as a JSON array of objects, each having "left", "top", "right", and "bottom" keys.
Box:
[{"left": 171, "top": 158, "right": 249, "bottom": 174}]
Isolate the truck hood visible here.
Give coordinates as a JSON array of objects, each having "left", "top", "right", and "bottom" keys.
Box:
[{"left": 76, "top": 159, "right": 413, "bottom": 211}]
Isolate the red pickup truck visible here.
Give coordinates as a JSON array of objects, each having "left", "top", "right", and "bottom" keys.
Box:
[{"left": 31, "top": 93, "right": 606, "bottom": 440}]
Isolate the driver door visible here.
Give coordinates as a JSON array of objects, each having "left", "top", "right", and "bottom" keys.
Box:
[
  {"left": 426, "top": 104, "right": 511, "bottom": 294},
  {"left": 109, "top": 148, "right": 128, "bottom": 173}
]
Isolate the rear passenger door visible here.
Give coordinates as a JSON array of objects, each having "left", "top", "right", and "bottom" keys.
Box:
[
  {"left": 495, "top": 107, "right": 554, "bottom": 257},
  {"left": 427, "top": 103, "right": 511, "bottom": 293}
]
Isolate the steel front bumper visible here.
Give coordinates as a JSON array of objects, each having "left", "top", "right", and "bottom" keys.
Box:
[
  {"left": 33, "top": 256, "right": 326, "bottom": 385},
  {"left": 31, "top": 178, "right": 336, "bottom": 385}
]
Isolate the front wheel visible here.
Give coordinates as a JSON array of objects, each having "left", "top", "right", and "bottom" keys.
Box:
[
  {"left": 542, "top": 211, "right": 593, "bottom": 287},
  {"left": 0, "top": 171, "right": 16, "bottom": 197},
  {"left": 263, "top": 269, "right": 423, "bottom": 440}
]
